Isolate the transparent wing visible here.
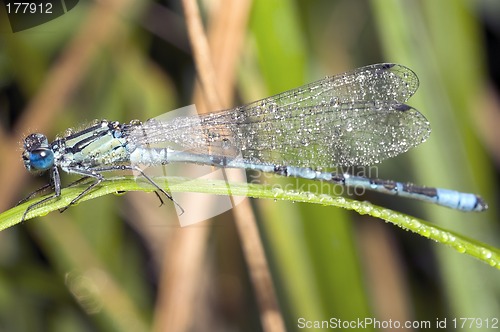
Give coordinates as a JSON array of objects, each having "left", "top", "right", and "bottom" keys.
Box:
[
  {"left": 204, "top": 101, "right": 429, "bottom": 167},
  {"left": 247, "top": 63, "right": 419, "bottom": 109},
  {"left": 127, "top": 63, "right": 429, "bottom": 168}
]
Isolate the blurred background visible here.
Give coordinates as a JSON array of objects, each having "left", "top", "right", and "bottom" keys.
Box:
[{"left": 0, "top": 0, "right": 499, "bottom": 331}]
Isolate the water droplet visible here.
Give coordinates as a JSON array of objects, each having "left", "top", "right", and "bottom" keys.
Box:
[
  {"left": 419, "top": 227, "right": 430, "bottom": 237},
  {"left": 272, "top": 188, "right": 284, "bottom": 197},
  {"left": 438, "top": 233, "right": 449, "bottom": 243},
  {"left": 481, "top": 249, "right": 492, "bottom": 260},
  {"left": 350, "top": 200, "right": 361, "bottom": 210},
  {"left": 336, "top": 197, "right": 346, "bottom": 205},
  {"left": 356, "top": 74, "right": 366, "bottom": 82},
  {"left": 222, "top": 138, "right": 231, "bottom": 149},
  {"left": 359, "top": 202, "right": 372, "bottom": 214},
  {"left": 454, "top": 243, "right": 466, "bottom": 253},
  {"left": 407, "top": 219, "right": 421, "bottom": 230}
]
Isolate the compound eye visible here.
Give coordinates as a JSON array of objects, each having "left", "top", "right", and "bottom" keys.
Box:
[
  {"left": 27, "top": 148, "right": 54, "bottom": 172},
  {"left": 23, "top": 133, "right": 49, "bottom": 150}
]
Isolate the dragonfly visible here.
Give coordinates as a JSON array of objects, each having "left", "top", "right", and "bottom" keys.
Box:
[{"left": 19, "top": 63, "right": 487, "bottom": 221}]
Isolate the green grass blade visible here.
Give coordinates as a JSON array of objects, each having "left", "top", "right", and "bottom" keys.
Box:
[{"left": 3, "top": 176, "right": 499, "bottom": 269}]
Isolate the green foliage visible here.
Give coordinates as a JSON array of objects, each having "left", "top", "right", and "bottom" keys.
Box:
[
  {"left": 3, "top": 176, "right": 499, "bottom": 268},
  {"left": 0, "top": 0, "right": 498, "bottom": 330}
]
